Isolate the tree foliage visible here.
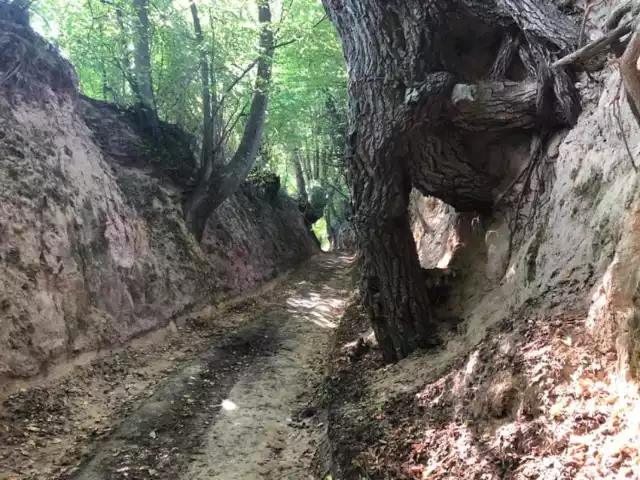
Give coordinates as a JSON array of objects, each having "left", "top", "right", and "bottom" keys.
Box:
[{"left": 30, "top": 0, "right": 349, "bottom": 239}]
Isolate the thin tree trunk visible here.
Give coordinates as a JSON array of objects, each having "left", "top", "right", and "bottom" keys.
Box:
[
  {"left": 325, "top": 204, "right": 334, "bottom": 251},
  {"left": 184, "top": 0, "right": 274, "bottom": 241},
  {"left": 318, "top": 146, "right": 325, "bottom": 182},
  {"left": 133, "top": 0, "right": 158, "bottom": 136},
  {"left": 190, "top": 1, "right": 213, "bottom": 177},
  {"left": 208, "top": 7, "right": 223, "bottom": 153},
  {"left": 292, "top": 148, "right": 308, "bottom": 201},
  {"left": 322, "top": 0, "right": 579, "bottom": 360},
  {"left": 112, "top": 3, "right": 131, "bottom": 101},
  {"left": 302, "top": 140, "right": 312, "bottom": 185},
  {"left": 326, "top": 191, "right": 338, "bottom": 251},
  {"left": 314, "top": 138, "right": 320, "bottom": 180}
]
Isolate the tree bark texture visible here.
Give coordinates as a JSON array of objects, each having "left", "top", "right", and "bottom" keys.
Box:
[
  {"left": 322, "top": 0, "right": 580, "bottom": 360},
  {"left": 0, "top": 1, "right": 29, "bottom": 26},
  {"left": 184, "top": 0, "right": 273, "bottom": 241}
]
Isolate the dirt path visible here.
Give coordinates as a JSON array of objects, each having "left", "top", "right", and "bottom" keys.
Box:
[{"left": 0, "top": 254, "right": 353, "bottom": 480}]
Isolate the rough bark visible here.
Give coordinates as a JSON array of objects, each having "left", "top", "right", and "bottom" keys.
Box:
[
  {"left": 132, "top": 0, "right": 158, "bottom": 136},
  {"left": 450, "top": 81, "right": 569, "bottom": 131},
  {"left": 322, "top": 1, "right": 443, "bottom": 360},
  {"left": 323, "top": 0, "right": 580, "bottom": 360},
  {"left": 489, "top": 31, "right": 521, "bottom": 80},
  {"left": 184, "top": 0, "right": 273, "bottom": 241},
  {"left": 554, "top": 19, "right": 634, "bottom": 68}
]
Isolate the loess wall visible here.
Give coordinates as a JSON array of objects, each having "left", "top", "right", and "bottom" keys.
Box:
[
  {"left": 411, "top": 60, "right": 640, "bottom": 379},
  {"left": 0, "top": 20, "right": 317, "bottom": 384}
]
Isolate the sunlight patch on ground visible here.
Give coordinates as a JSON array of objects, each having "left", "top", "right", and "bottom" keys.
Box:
[
  {"left": 221, "top": 399, "right": 238, "bottom": 411},
  {"left": 285, "top": 293, "right": 343, "bottom": 329},
  {"left": 586, "top": 260, "right": 614, "bottom": 331},
  {"left": 405, "top": 366, "right": 640, "bottom": 478}
]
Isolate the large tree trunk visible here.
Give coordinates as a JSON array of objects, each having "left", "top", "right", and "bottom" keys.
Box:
[
  {"left": 132, "top": 0, "right": 158, "bottom": 136},
  {"left": 322, "top": 0, "right": 580, "bottom": 360},
  {"left": 184, "top": 0, "right": 273, "bottom": 241},
  {"left": 348, "top": 132, "right": 440, "bottom": 360}
]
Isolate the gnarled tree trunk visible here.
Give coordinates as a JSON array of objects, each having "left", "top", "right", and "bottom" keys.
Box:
[{"left": 322, "top": 0, "right": 580, "bottom": 361}]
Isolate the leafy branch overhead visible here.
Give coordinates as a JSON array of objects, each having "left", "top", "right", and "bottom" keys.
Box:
[{"left": 29, "top": 0, "right": 349, "bottom": 243}]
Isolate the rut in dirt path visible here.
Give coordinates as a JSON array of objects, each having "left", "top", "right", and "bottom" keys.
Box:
[{"left": 65, "top": 254, "right": 354, "bottom": 480}]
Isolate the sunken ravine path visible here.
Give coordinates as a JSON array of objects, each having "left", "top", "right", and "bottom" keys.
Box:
[{"left": 65, "top": 254, "right": 354, "bottom": 480}]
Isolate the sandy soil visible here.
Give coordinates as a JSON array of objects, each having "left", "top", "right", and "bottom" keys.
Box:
[
  {"left": 321, "top": 297, "right": 640, "bottom": 480},
  {"left": 0, "top": 254, "right": 354, "bottom": 480}
]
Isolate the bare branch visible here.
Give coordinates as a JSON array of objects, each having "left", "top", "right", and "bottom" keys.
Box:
[{"left": 552, "top": 19, "right": 634, "bottom": 68}]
